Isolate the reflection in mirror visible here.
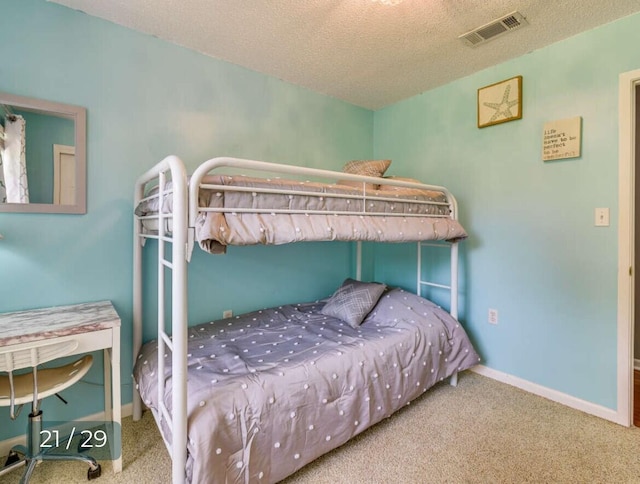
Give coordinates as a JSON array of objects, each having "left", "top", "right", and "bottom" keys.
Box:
[{"left": 0, "top": 92, "right": 86, "bottom": 214}]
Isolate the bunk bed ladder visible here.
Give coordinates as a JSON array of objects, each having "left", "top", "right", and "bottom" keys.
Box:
[
  {"left": 133, "top": 156, "right": 188, "bottom": 484},
  {"left": 417, "top": 240, "right": 459, "bottom": 386}
]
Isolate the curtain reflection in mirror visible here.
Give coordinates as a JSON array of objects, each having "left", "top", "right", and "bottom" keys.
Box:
[{"left": 0, "top": 111, "right": 29, "bottom": 204}]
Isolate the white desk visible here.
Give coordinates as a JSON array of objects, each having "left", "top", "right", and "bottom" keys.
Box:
[{"left": 0, "top": 301, "right": 122, "bottom": 474}]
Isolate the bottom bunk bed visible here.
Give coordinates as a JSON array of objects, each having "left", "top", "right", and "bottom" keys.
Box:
[{"left": 133, "top": 281, "right": 480, "bottom": 483}]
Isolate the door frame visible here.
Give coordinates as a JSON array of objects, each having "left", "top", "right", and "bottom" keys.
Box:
[
  {"left": 53, "top": 143, "right": 76, "bottom": 205},
  {"left": 618, "top": 68, "right": 640, "bottom": 426}
]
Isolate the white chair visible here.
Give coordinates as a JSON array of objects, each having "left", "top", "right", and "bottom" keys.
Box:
[{"left": 0, "top": 340, "right": 101, "bottom": 482}]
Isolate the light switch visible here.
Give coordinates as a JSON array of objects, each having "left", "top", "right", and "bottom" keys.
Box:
[{"left": 595, "top": 208, "right": 610, "bottom": 227}]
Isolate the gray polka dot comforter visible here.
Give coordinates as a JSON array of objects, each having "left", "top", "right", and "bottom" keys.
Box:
[{"left": 133, "top": 288, "right": 480, "bottom": 483}]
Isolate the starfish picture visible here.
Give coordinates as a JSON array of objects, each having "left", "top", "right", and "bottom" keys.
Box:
[
  {"left": 483, "top": 84, "right": 519, "bottom": 122},
  {"left": 477, "top": 76, "right": 522, "bottom": 128}
]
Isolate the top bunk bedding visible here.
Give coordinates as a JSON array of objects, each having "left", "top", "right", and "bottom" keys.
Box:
[{"left": 134, "top": 158, "right": 468, "bottom": 254}]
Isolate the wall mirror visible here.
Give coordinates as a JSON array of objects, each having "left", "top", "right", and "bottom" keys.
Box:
[{"left": 0, "top": 91, "right": 86, "bottom": 214}]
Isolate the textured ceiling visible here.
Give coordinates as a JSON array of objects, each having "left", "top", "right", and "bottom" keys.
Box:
[{"left": 49, "top": 0, "right": 640, "bottom": 110}]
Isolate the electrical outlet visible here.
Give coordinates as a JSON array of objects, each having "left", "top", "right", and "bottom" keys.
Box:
[
  {"left": 488, "top": 308, "right": 498, "bottom": 325},
  {"left": 223, "top": 309, "right": 233, "bottom": 319}
]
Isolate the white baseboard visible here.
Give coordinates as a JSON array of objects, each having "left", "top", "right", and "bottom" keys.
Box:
[
  {"left": 634, "top": 359, "right": 640, "bottom": 371},
  {"left": 471, "top": 365, "right": 621, "bottom": 424},
  {"left": 0, "top": 403, "right": 133, "bottom": 458}
]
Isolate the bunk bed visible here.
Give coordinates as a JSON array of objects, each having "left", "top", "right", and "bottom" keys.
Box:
[{"left": 132, "top": 156, "right": 480, "bottom": 484}]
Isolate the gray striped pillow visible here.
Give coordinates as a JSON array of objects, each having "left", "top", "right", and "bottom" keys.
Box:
[{"left": 321, "top": 279, "right": 386, "bottom": 328}]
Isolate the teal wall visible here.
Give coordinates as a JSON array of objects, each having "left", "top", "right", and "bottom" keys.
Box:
[
  {"left": 374, "top": 12, "right": 640, "bottom": 409},
  {"left": 0, "top": 0, "right": 372, "bottom": 439}
]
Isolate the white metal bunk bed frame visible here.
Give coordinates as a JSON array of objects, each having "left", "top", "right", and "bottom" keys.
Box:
[{"left": 132, "top": 155, "right": 461, "bottom": 483}]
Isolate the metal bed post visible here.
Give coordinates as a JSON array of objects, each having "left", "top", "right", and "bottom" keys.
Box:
[
  {"left": 449, "top": 241, "right": 459, "bottom": 386},
  {"left": 450, "top": 241, "right": 459, "bottom": 319},
  {"left": 133, "top": 181, "right": 144, "bottom": 421},
  {"left": 169, "top": 158, "right": 188, "bottom": 484},
  {"left": 157, "top": 170, "right": 167, "bottom": 436}
]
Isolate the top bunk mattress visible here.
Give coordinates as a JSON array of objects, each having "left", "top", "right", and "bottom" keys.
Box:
[{"left": 136, "top": 174, "right": 468, "bottom": 254}]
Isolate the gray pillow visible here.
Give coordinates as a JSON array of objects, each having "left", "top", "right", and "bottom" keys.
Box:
[{"left": 321, "top": 278, "right": 386, "bottom": 328}]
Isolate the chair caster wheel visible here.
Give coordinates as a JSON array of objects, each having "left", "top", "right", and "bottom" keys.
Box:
[
  {"left": 87, "top": 463, "right": 102, "bottom": 480},
  {"left": 5, "top": 451, "right": 21, "bottom": 466}
]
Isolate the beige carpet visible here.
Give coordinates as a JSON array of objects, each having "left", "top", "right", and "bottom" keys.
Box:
[{"left": 3, "top": 372, "right": 640, "bottom": 483}]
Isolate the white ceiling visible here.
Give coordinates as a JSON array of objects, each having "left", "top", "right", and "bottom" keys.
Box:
[{"left": 50, "top": 0, "right": 640, "bottom": 110}]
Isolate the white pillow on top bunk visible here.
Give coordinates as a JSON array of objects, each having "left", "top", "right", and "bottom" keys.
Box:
[
  {"left": 342, "top": 159, "right": 391, "bottom": 177},
  {"left": 337, "top": 159, "right": 391, "bottom": 191},
  {"left": 321, "top": 278, "right": 386, "bottom": 328}
]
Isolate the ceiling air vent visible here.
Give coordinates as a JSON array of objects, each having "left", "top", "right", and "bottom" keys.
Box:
[{"left": 459, "top": 11, "right": 528, "bottom": 47}]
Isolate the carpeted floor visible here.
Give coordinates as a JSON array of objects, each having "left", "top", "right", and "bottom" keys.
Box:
[{"left": 3, "top": 372, "right": 640, "bottom": 483}]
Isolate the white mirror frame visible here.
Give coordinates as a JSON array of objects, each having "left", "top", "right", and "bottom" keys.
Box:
[{"left": 0, "top": 91, "right": 86, "bottom": 214}]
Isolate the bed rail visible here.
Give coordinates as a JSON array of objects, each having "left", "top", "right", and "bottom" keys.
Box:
[{"left": 188, "top": 156, "right": 457, "bottom": 222}]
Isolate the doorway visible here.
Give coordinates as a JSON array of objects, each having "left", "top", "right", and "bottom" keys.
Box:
[
  {"left": 53, "top": 144, "right": 76, "bottom": 205},
  {"left": 620, "top": 69, "right": 640, "bottom": 427}
]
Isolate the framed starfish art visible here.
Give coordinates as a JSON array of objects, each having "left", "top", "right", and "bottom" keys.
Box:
[{"left": 477, "top": 76, "right": 522, "bottom": 128}]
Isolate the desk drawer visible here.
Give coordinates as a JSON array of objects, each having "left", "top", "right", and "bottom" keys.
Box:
[{"left": 4, "top": 329, "right": 114, "bottom": 355}]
